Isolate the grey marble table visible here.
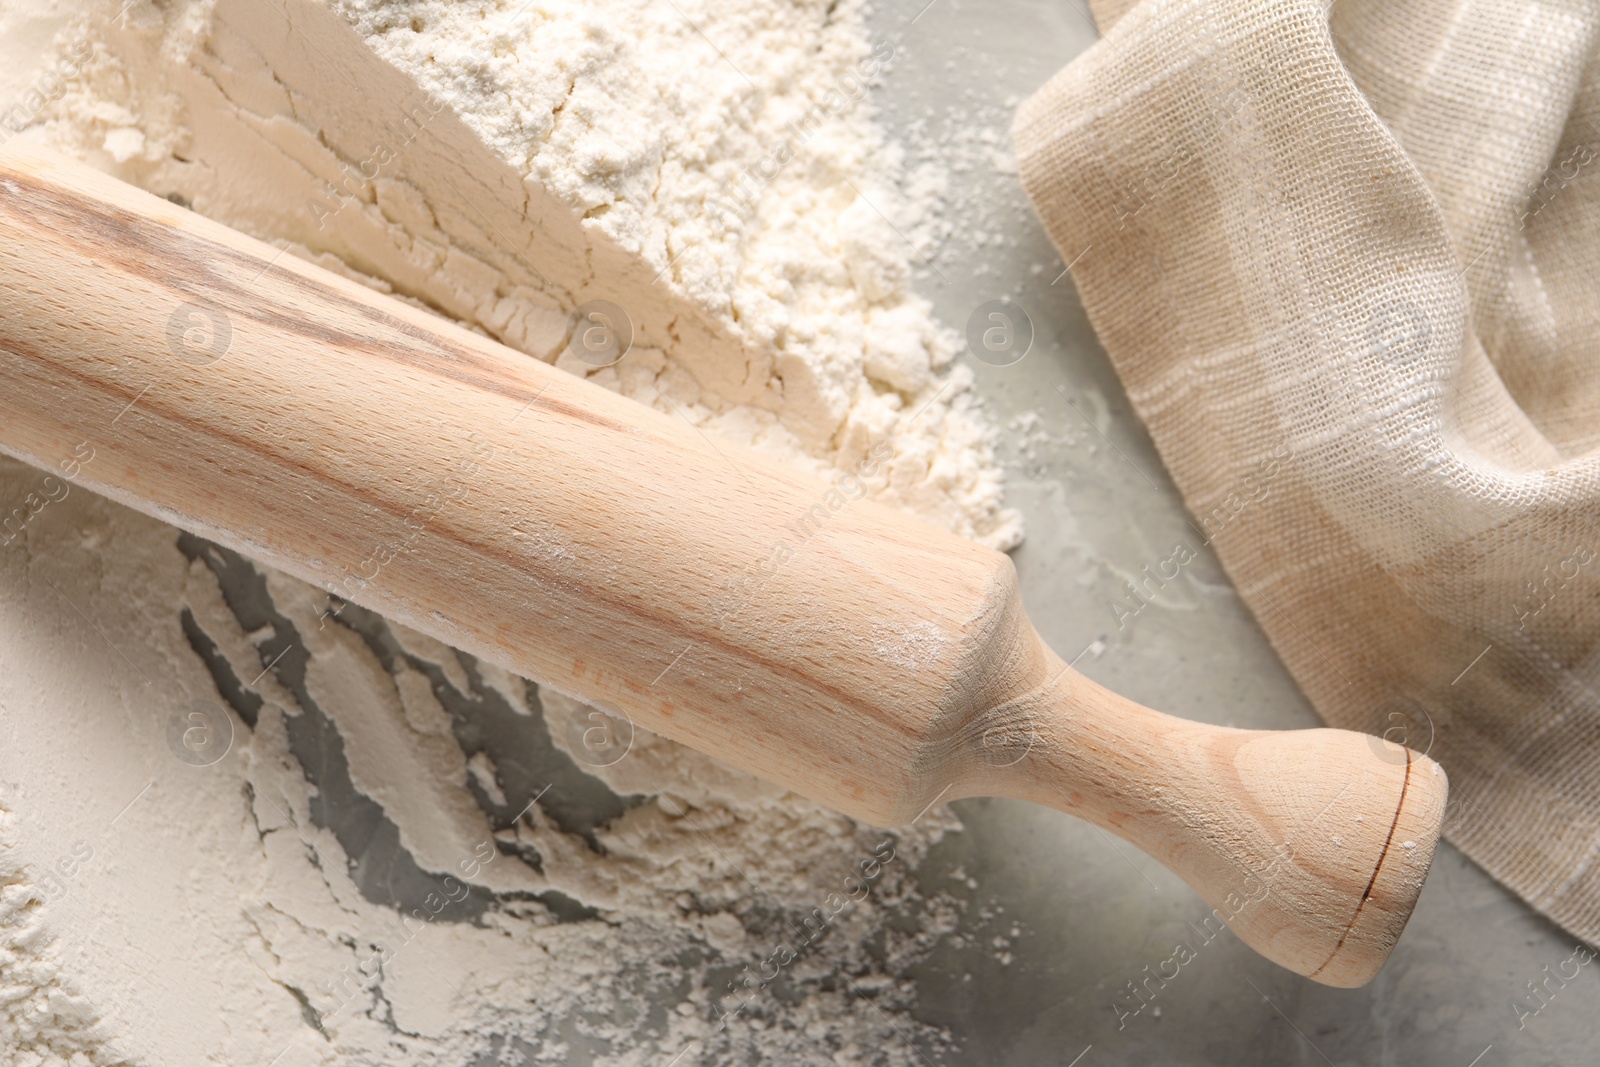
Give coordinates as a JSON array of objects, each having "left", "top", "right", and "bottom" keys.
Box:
[{"left": 174, "top": 2, "right": 1593, "bottom": 1063}]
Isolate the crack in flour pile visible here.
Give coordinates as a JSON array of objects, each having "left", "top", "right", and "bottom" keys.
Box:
[{"left": 0, "top": 0, "right": 1014, "bottom": 1063}]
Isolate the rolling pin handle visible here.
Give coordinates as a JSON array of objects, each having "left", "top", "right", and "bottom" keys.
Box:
[{"left": 953, "top": 649, "right": 1448, "bottom": 987}]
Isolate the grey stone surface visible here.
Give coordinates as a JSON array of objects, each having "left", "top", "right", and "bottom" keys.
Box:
[{"left": 183, "top": 4, "right": 1596, "bottom": 1063}]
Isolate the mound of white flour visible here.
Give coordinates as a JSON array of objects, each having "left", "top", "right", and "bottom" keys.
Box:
[
  {"left": 32, "top": 0, "right": 1021, "bottom": 547},
  {"left": 0, "top": 0, "right": 1011, "bottom": 1062}
]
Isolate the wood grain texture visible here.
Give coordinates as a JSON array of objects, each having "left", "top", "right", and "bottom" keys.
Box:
[{"left": 0, "top": 143, "right": 1446, "bottom": 986}]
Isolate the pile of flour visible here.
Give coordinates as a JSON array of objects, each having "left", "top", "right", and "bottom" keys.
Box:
[
  {"left": 28, "top": 0, "right": 1021, "bottom": 548},
  {"left": 0, "top": 0, "right": 1014, "bottom": 1063}
]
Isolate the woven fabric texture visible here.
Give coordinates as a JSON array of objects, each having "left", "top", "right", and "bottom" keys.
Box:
[{"left": 1015, "top": 0, "right": 1600, "bottom": 942}]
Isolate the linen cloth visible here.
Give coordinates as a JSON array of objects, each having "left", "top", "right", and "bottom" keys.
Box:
[{"left": 1015, "top": 0, "right": 1600, "bottom": 942}]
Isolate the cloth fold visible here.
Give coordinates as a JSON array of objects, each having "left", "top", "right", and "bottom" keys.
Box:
[{"left": 1015, "top": 0, "right": 1600, "bottom": 942}]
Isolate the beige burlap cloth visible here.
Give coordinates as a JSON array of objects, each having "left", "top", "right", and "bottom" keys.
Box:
[{"left": 1015, "top": 0, "right": 1600, "bottom": 942}]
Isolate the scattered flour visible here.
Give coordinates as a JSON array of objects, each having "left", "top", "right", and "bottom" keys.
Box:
[
  {"left": 0, "top": 0, "right": 1014, "bottom": 1063},
  {"left": 0, "top": 471, "right": 963, "bottom": 1064}
]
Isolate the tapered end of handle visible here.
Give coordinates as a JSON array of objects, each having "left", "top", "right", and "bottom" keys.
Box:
[
  {"left": 1219, "top": 730, "right": 1449, "bottom": 987},
  {"left": 974, "top": 662, "right": 1450, "bottom": 987}
]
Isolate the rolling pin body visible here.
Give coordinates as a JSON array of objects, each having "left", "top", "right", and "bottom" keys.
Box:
[{"left": 0, "top": 145, "right": 1446, "bottom": 986}]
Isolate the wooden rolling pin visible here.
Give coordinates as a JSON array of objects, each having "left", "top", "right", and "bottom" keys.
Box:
[{"left": 0, "top": 143, "right": 1446, "bottom": 986}]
